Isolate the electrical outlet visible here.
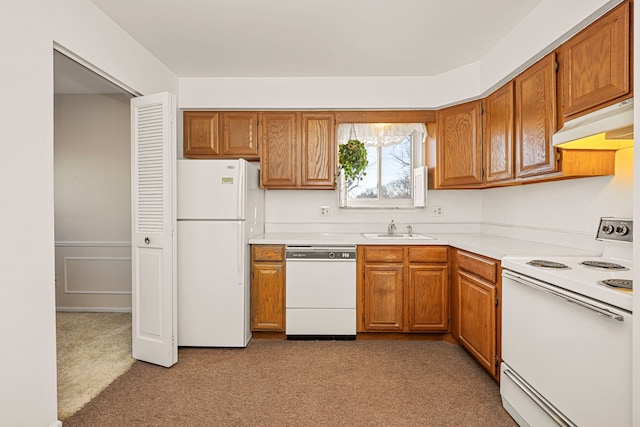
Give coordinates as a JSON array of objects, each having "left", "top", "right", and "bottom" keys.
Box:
[
  {"left": 431, "top": 206, "right": 443, "bottom": 217},
  {"left": 320, "top": 205, "right": 330, "bottom": 216}
]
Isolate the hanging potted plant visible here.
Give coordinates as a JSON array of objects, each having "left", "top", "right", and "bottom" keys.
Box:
[
  {"left": 338, "top": 126, "right": 368, "bottom": 187},
  {"left": 338, "top": 139, "right": 368, "bottom": 181}
]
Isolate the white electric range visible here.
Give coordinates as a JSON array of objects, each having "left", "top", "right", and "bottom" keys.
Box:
[
  {"left": 500, "top": 218, "right": 633, "bottom": 427},
  {"left": 501, "top": 231, "right": 632, "bottom": 312}
]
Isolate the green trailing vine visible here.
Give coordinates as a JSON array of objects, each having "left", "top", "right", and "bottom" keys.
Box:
[{"left": 338, "top": 139, "right": 368, "bottom": 182}]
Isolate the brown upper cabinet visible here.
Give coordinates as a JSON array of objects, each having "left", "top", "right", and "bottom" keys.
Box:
[
  {"left": 183, "top": 111, "right": 221, "bottom": 157},
  {"left": 436, "top": 84, "right": 516, "bottom": 188},
  {"left": 558, "top": 0, "right": 632, "bottom": 123},
  {"left": 222, "top": 112, "right": 259, "bottom": 159},
  {"left": 301, "top": 113, "right": 336, "bottom": 188},
  {"left": 259, "top": 112, "right": 298, "bottom": 187},
  {"left": 435, "top": 1, "right": 626, "bottom": 190},
  {"left": 259, "top": 112, "right": 336, "bottom": 189},
  {"left": 183, "top": 111, "right": 259, "bottom": 160},
  {"left": 514, "top": 53, "right": 558, "bottom": 178},
  {"left": 483, "top": 82, "right": 515, "bottom": 184},
  {"left": 436, "top": 100, "right": 483, "bottom": 188},
  {"left": 184, "top": 110, "right": 434, "bottom": 190},
  {"left": 514, "top": 52, "right": 617, "bottom": 182},
  {"left": 437, "top": 70, "right": 553, "bottom": 188}
]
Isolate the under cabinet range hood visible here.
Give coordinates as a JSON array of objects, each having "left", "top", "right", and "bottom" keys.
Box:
[{"left": 553, "top": 99, "right": 634, "bottom": 149}]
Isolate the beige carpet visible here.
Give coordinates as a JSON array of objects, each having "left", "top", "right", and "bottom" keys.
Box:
[
  {"left": 56, "top": 311, "right": 134, "bottom": 420},
  {"left": 65, "top": 339, "right": 517, "bottom": 426}
]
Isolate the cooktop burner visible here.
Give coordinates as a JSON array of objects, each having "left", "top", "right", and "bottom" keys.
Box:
[
  {"left": 598, "top": 279, "right": 633, "bottom": 290},
  {"left": 527, "top": 260, "right": 570, "bottom": 269},
  {"left": 580, "top": 260, "right": 629, "bottom": 271}
]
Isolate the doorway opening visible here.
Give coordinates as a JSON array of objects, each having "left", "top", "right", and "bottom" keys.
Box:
[{"left": 53, "top": 49, "right": 135, "bottom": 420}]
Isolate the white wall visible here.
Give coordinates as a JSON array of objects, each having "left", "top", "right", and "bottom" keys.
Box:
[
  {"left": 54, "top": 94, "right": 132, "bottom": 311},
  {"left": 179, "top": 63, "right": 482, "bottom": 110},
  {"left": 264, "top": 189, "right": 482, "bottom": 234},
  {"left": 482, "top": 148, "right": 634, "bottom": 251},
  {"left": 0, "top": 1, "right": 177, "bottom": 426}
]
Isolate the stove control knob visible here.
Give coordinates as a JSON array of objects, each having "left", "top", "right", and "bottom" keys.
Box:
[
  {"left": 601, "top": 224, "right": 615, "bottom": 234},
  {"left": 615, "top": 225, "right": 630, "bottom": 236}
]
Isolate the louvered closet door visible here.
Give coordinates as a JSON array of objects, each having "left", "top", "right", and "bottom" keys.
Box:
[{"left": 131, "top": 92, "right": 177, "bottom": 368}]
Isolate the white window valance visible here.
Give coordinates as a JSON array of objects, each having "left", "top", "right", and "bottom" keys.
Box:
[{"left": 337, "top": 123, "right": 427, "bottom": 147}]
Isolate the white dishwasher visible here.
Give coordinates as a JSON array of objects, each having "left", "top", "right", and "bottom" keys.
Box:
[{"left": 285, "top": 245, "right": 356, "bottom": 339}]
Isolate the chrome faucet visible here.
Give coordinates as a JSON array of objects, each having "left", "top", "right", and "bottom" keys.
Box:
[
  {"left": 388, "top": 220, "right": 397, "bottom": 236},
  {"left": 406, "top": 225, "right": 413, "bottom": 237}
]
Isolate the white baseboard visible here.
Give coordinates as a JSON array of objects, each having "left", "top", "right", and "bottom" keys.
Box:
[{"left": 56, "top": 307, "right": 132, "bottom": 313}]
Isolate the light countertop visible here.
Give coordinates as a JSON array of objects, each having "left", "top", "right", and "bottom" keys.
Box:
[{"left": 249, "top": 232, "right": 599, "bottom": 260}]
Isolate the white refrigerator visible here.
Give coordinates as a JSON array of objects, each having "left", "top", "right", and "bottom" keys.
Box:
[{"left": 177, "top": 159, "right": 264, "bottom": 347}]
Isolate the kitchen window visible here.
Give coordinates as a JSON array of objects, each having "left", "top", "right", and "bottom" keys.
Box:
[{"left": 338, "top": 123, "right": 426, "bottom": 208}]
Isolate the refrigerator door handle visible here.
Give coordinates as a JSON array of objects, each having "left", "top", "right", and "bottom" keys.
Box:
[
  {"left": 237, "top": 224, "right": 243, "bottom": 286},
  {"left": 237, "top": 160, "right": 245, "bottom": 220}
]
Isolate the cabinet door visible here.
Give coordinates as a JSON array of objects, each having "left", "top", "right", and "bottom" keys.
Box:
[
  {"left": 483, "top": 82, "right": 514, "bottom": 183},
  {"left": 363, "top": 264, "right": 404, "bottom": 331},
  {"left": 407, "top": 265, "right": 448, "bottom": 331},
  {"left": 222, "top": 112, "right": 259, "bottom": 159},
  {"left": 251, "top": 262, "right": 285, "bottom": 331},
  {"left": 515, "top": 53, "right": 557, "bottom": 178},
  {"left": 183, "top": 111, "right": 220, "bottom": 157},
  {"left": 560, "top": 1, "right": 630, "bottom": 118},
  {"left": 301, "top": 113, "right": 335, "bottom": 188},
  {"left": 260, "top": 112, "right": 298, "bottom": 188},
  {"left": 457, "top": 270, "right": 497, "bottom": 377},
  {"left": 437, "top": 100, "right": 483, "bottom": 187}
]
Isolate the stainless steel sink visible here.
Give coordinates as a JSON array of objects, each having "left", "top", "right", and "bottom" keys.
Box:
[{"left": 360, "top": 233, "right": 436, "bottom": 240}]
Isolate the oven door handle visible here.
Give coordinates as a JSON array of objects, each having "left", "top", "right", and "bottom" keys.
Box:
[
  {"left": 504, "top": 271, "right": 624, "bottom": 322},
  {"left": 503, "top": 368, "right": 576, "bottom": 427}
]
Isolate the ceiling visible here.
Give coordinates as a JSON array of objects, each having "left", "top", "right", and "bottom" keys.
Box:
[{"left": 87, "top": 0, "right": 543, "bottom": 78}]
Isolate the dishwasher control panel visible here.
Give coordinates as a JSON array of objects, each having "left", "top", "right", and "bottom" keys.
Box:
[{"left": 285, "top": 246, "right": 356, "bottom": 260}]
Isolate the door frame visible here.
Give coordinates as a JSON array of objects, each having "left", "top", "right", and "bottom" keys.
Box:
[{"left": 52, "top": 45, "right": 177, "bottom": 413}]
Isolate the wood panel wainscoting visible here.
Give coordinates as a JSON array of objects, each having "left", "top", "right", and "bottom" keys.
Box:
[{"left": 54, "top": 241, "right": 132, "bottom": 311}]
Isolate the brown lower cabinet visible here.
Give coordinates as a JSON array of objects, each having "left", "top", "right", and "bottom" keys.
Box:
[
  {"left": 250, "top": 245, "right": 285, "bottom": 331},
  {"left": 251, "top": 243, "right": 502, "bottom": 382},
  {"left": 358, "top": 245, "right": 449, "bottom": 333},
  {"left": 452, "top": 249, "right": 501, "bottom": 381}
]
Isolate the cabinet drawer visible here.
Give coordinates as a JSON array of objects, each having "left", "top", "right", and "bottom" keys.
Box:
[
  {"left": 252, "top": 245, "right": 285, "bottom": 262},
  {"left": 457, "top": 251, "right": 498, "bottom": 283},
  {"left": 363, "top": 246, "right": 404, "bottom": 263},
  {"left": 407, "top": 246, "right": 448, "bottom": 263}
]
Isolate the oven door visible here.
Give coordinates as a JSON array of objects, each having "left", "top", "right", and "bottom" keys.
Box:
[{"left": 501, "top": 270, "right": 632, "bottom": 427}]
